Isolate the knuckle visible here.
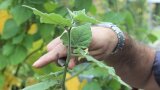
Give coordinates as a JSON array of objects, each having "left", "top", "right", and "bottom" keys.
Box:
[{"left": 47, "top": 45, "right": 51, "bottom": 51}]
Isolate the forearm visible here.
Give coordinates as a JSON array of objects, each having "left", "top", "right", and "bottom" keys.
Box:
[
  {"left": 144, "top": 73, "right": 159, "bottom": 90},
  {"left": 105, "top": 34, "right": 156, "bottom": 88}
]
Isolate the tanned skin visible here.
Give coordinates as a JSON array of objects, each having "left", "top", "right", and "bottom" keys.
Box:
[{"left": 33, "top": 26, "right": 159, "bottom": 90}]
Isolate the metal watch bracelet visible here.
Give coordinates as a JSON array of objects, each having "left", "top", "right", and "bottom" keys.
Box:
[{"left": 95, "top": 22, "right": 125, "bottom": 54}]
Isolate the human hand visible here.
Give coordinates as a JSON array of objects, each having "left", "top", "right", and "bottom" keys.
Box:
[{"left": 33, "top": 26, "right": 118, "bottom": 68}]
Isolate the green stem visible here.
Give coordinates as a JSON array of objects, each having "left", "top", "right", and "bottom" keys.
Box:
[
  {"left": 62, "top": 28, "right": 72, "bottom": 90},
  {"left": 71, "top": 54, "right": 84, "bottom": 57}
]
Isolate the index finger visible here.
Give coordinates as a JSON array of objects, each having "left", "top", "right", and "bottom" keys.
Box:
[{"left": 33, "top": 42, "right": 67, "bottom": 68}]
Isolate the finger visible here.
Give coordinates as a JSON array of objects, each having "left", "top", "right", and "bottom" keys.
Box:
[
  {"left": 68, "top": 57, "right": 76, "bottom": 69},
  {"left": 93, "top": 54, "right": 105, "bottom": 60},
  {"left": 89, "top": 45, "right": 107, "bottom": 56},
  {"left": 33, "top": 43, "right": 67, "bottom": 68},
  {"left": 47, "top": 37, "right": 62, "bottom": 51}
]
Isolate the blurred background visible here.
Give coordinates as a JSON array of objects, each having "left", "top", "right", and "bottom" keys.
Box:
[{"left": 0, "top": 0, "right": 160, "bottom": 90}]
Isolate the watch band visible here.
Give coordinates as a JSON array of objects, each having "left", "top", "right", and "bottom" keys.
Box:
[{"left": 95, "top": 22, "right": 125, "bottom": 54}]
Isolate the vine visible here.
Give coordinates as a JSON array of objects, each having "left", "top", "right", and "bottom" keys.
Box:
[{"left": 62, "top": 27, "right": 72, "bottom": 90}]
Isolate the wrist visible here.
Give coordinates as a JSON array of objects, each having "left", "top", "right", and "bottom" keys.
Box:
[{"left": 96, "top": 22, "right": 125, "bottom": 54}]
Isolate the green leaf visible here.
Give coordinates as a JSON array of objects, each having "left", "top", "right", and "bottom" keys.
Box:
[
  {"left": 43, "top": 1, "right": 58, "bottom": 12},
  {"left": 77, "top": 48, "right": 114, "bottom": 72},
  {"left": 22, "top": 35, "right": 34, "bottom": 49},
  {"left": 103, "top": 12, "right": 125, "bottom": 24},
  {"left": 37, "top": 71, "right": 63, "bottom": 80},
  {"left": 26, "top": 0, "right": 46, "bottom": 4},
  {"left": 82, "top": 67, "right": 109, "bottom": 78},
  {"left": 74, "top": 0, "right": 92, "bottom": 12},
  {"left": 147, "top": 33, "right": 158, "bottom": 43},
  {"left": 85, "top": 55, "right": 115, "bottom": 75},
  {"left": 73, "top": 63, "right": 91, "bottom": 71},
  {"left": 69, "top": 9, "right": 99, "bottom": 24},
  {"left": 39, "top": 24, "right": 55, "bottom": 43},
  {"left": 0, "top": 74, "right": 4, "bottom": 89},
  {"left": 0, "top": 0, "right": 13, "bottom": 10},
  {"left": 2, "top": 42, "right": 15, "bottom": 56},
  {"left": 1, "top": 19, "right": 19, "bottom": 39},
  {"left": 89, "top": 5, "right": 97, "bottom": 15},
  {"left": 9, "top": 46, "right": 27, "bottom": 65},
  {"left": 83, "top": 81, "right": 102, "bottom": 90},
  {"left": 23, "top": 5, "right": 72, "bottom": 27},
  {"left": 0, "top": 53, "right": 8, "bottom": 70},
  {"left": 78, "top": 49, "right": 130, "bottom": 88},
  {"left": 23, "top": 80, "right": 57, "bottom": 90},
  {"left": 108, "top": 79, "right": 121, "bottom": 90},
  {"left": 152, "top": 30, "right": 160, "bottom": 39},
  {"left": 61, "top": 23, "right": 92, "bottom": 48},
  {"left": 124, "top": 11, "right": 134, "bottom": 28},
  {"left": 10, "top": 5, "right": 33, "bottom": 25},
  {"left": 12, "top": 33, "right": 25, "bottom": 44}
]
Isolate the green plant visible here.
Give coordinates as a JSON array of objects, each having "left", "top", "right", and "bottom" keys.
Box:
[
  {"left": 22, "top": 5, "right": 130, "bottom": 90},
  {"left": 0, "top": 0, "right": 159, "bottom": 90}
]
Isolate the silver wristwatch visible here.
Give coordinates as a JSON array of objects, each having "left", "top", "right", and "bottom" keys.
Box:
[{"left": 96, "top": 22, "right": 125, "bottom": 54}]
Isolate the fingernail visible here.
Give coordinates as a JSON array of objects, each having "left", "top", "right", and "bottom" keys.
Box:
[{"left": 32, "top": 62, "right": 39, "bottom": 68}]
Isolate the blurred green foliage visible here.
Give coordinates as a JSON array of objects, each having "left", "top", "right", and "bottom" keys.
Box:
[{"left": 0, "top": 0, "right": 160, "bottom": 90}]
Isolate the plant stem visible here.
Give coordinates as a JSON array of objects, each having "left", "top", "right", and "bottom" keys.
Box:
[{"left": 62, "top": 28, "right": 72, "bottom": 90}]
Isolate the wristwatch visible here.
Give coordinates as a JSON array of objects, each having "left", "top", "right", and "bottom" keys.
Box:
[{"left": 95, "top": 22, "right": 125, "bottom": 54}]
